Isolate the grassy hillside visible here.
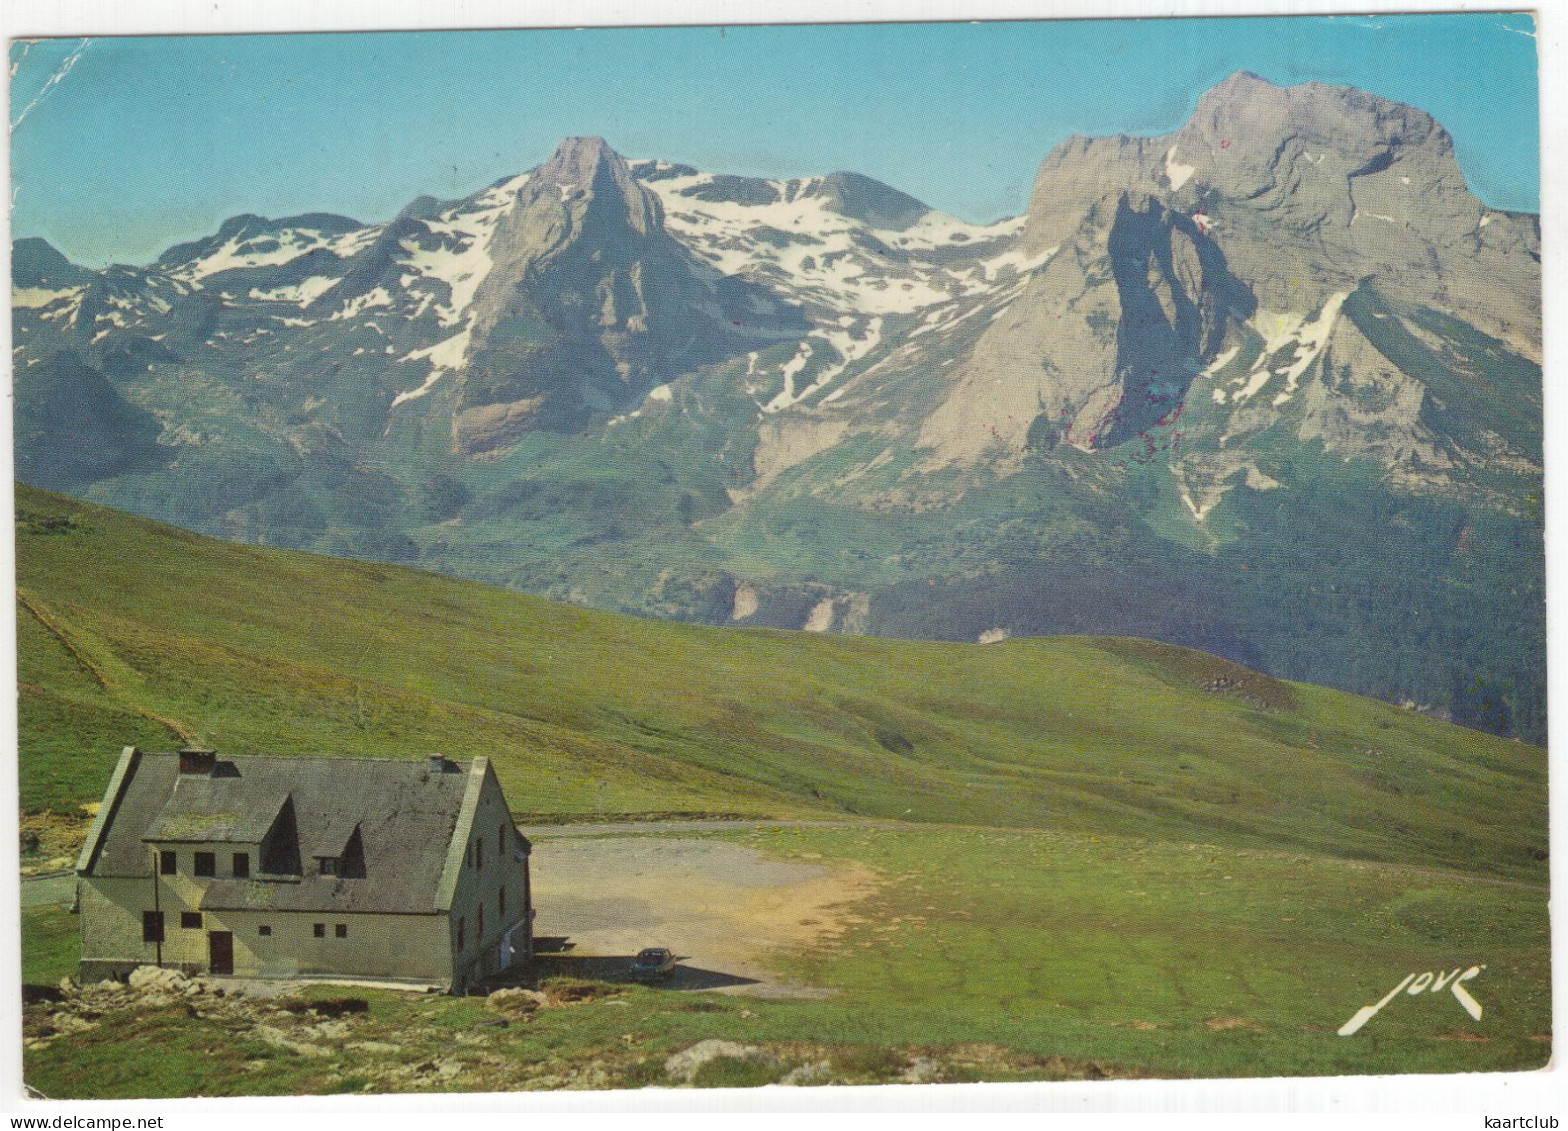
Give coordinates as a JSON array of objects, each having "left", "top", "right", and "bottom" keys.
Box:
[
  {"left": 21, "top": 823, "right": 1552, "bottom": 1092},
  {"left": 15, "top": 483, "right": 1548, "bottom": 881}
]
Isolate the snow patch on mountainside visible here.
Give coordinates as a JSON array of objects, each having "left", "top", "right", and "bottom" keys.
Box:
[
  {"left": 391, "top": 371, "right": 446, "bottom": 407},
  {"left": 250, "top": 276, "right": 340, "bottom": 307},
  {"left": 888, "top": 211, "right": 1026, "bottom": 251},
  {"left": 642, "top": 167, "right": 1022, "bottom": 318},
  {"left": 764, "top": 341, "right": 817, "bottom": 412},
  {"left": 11, "top": 286, "right": 80, "bottom": 309},
  {"left": 800, "top": 325, "right": 880, "bottom": 406},
  {"left": 398, "top": 173, "right": 531, "bottom": 327},
  {"left": 1214, "top": 293, "right": 1350, "bottom": 408},
  {"left": 329, "top": 227, "right": 381, "bottom": 258},
  {"left": 1204, "top": 346, "right": 1241, "bottom": 375},
  {"left": 1164, "top": 146, "right": 1196, "bottom": 191},
  {"left": 393, "top": 328, "right": 475, "bottom": 406},
  {"left": 329, "top": 287, "right": 393, "bottom": 322},
  {"left": 762, "top": 317, "right": 886, "bottom": 412},
  {"left": 1178, "top": 484, "right": 1218, "bottom": 523},
  {"left": 941, "top": 244, "right": 1059, "bottom": 300},
  {"left": 170, "top": 224, "right": 361, "bottom": 283},
  {"left": 37, "top": 297, "right": 78, "bottom": 323},
  {"left": 1271, "top": 291, "right": 1349, "bottom": 405},
  {"left": 606, "top": 381, "right": 679, "bottom": 427}
]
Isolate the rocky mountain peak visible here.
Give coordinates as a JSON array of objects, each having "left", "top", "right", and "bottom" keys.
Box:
[
  {"left": 13, "top": 237, "right": 92, "bottom": 289},
  {"left": 6, "top": 77, "right": 1544, "bottom": 742},
  {"left": 445, "top": 135, "right": 805, "bottom": 451},
  {"left": 1016, "top": 70, "right": 1494, "bottom": 303},
  {"left": 805, "top": 172, "right": 932, "bottom": 231},
  {"left": 1190, "top": 69, "right": 1273, "bottom": 105},
  {"left": 537, "top": 135, "right": 622, "bottom": 192},
  {"left": 478, "top": 135, "right": 676, "bottom": 292},
  {"left": 1177, "top": 71, "right": 1451, "bottom": 184},
  {"left": 529, "top": 136, "right": 661, "bottom": 235}
]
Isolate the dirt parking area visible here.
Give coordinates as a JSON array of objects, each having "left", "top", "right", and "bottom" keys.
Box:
[{"left": 528, "top": 836, "right": 877, "bottom": 997}]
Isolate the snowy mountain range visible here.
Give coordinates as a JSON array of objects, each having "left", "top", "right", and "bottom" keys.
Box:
[{"left": 11, "top": 72, "right": 1544, "bottom": 739}]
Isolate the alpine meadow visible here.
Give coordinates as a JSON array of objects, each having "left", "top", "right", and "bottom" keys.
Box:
[{"left": 9, "top": 16, "right": 1550, "bottom": 1097}]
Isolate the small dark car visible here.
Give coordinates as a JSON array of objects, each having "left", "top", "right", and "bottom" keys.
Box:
[{"left": 630, "top": 947, "right": 676, "bottom": 981}]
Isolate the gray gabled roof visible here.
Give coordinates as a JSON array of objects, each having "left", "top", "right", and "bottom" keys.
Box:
[
  {"left": 83, "top": 750, "right": 491, "bottom": 915},
  {"left": 143, "top": 771, "right": 288, "bottom": 844}
]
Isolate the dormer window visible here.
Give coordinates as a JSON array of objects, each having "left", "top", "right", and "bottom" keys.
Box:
[{"left": 310, "top": 826, "right": 365, "bottom": 879}]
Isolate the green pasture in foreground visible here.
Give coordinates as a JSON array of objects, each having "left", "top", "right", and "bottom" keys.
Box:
[
  {"left": 14, "top": 485, "right": 1548, "bottom": 882},
  {"left": 15, "top": 485, "right": 1550, "bottom": 1092},
  {"left": 21, "top": 904, "right": 78, "bottom": 986},
  {"left": 750, "top": 824, "right": 1548, "bottom": 1079},
  {"left": 22, "top": 823, "right": 1549, "bottom": 1096}
]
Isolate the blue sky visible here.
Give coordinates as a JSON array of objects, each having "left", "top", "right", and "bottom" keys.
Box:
[{"left": 8, "top": 12, "right": 1540, "bottom": 268}]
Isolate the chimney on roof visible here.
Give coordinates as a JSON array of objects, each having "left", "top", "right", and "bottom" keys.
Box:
[
  {"left": 428, "top": 754, "right": 453, "bottom": 775},
  {"left": 178, "top": 747, "right": 217, "bottom": 775}
]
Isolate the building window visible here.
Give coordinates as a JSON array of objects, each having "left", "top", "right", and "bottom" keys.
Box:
[
  {"left": 258, "top": 925, "right": 272, "bottom": 937},
  {"left": 313, "top": 923, "right": 325, "bottom": 938},
  {"left": 476, "top": 839, "right": 483, "bottom": 870},
  {"left": 194, "top": 852, "right": 216, "bottom": 877},
  {"left": 233, "top": 853, "right": 250, "bottom": 878},
  {"left": 499, "top": 887, "right": 506, "bottom": 917},
  {"left": 335, "top": 924, "right": 347, "bottom": 939},
  {"left": 181, "top": 912, "right": 202, "bottom": 929},
  {"left": 457, "top": 917, "right": 465, "bottom": 950},
  {"left": 142, "top": 911, "right": 164, "bottom": 944},
  {"left": 319, "top": 857, "right": 338, "bottom": 877},
  {"left": 465, "top": 843, "right": 472, "bottom": 868},
  {"left": 159, "top": 850, "right": 176, "bottom": 875},
  {"left": 477, "top": 904, "right": 484, "bottom": 937}
]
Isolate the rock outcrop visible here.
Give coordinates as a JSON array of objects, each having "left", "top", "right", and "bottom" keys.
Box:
[
  {"left": 452, "top": 137, "right": 803, "bottom": 451},
  {"left": 917, "top": 71, "right": 1538, "bottom": 487}
]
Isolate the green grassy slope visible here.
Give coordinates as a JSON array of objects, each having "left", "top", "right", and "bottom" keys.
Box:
[
  {"left": 21, "top": 823, "right": 1551, "bottom": 1091},
  {"left": 15, "top": 484, "right": 1547, "bottom": 881},
  {"left": 763, "top": 824, "right": 1549, "bottom": 1079}
]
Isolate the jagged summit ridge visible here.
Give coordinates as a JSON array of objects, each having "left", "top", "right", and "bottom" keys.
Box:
[
  {"left": 7, "top": 80, "right": 1545, "bottom": 740},
  {"left": 1025, "top": 71, "right": 1470, "bottom": 256},
  {"left": 528, "top": 135, "right": 664, "bottom": 236},
  {"left": 912, "top": 70, "right": 1540, "bottom": 467}
]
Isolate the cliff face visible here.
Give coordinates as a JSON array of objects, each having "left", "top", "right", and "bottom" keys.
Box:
[
  {"left": 921, "top": 190, "right": 1251, "bottom": 460},
  {"left": 453, "top": 137, "right": 801, "bottom": 451},
  {"left": 10, "top": 74, "right": 1545, "bottom": 739},
  {"left": 913, "top": 71, "right": 1538, "bottom": 494}
]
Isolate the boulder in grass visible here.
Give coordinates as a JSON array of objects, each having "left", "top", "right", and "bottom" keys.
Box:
[
  {"left": 486, "top": 987, "right": 547, "bottom": 1015},
  {"left": 664, "top": 1039, "right": 770, "bottom": 1083},
  {"left": 127, "top": 965, "right": 191, "bottom": 995}
]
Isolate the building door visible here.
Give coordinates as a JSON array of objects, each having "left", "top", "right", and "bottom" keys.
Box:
[{"left": 208, "top": 930, "right": 234, "bottom": 975}]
